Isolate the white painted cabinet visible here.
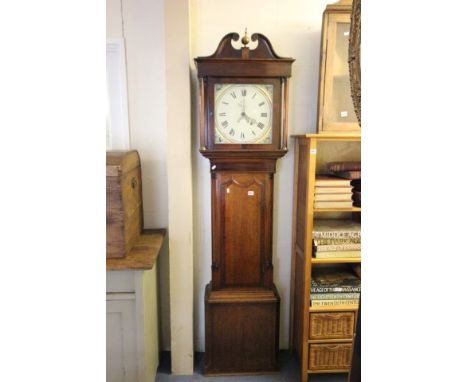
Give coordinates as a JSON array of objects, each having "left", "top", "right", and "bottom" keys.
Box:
[{"left": 106, "top": 265, "right": 159, "bottom": 382}]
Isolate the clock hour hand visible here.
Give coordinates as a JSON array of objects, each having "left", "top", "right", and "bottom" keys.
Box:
[
  {"left": 244, "top": 113, "right": 256, "bottom": 125},
  {"left": 237, "top": 112, "right": 247, "bottom": 123}
]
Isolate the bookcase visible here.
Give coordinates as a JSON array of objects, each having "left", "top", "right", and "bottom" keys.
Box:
[{"left": 289, "top": 133, "right": 360, "bottom": 382}]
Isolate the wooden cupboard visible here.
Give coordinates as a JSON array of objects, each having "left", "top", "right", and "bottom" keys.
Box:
[
  {"left": 106, "top": 229, "right": 166, "bottom": 382},
  {"left": 289, "top": 134, "right": 360, "bottom": 382}
]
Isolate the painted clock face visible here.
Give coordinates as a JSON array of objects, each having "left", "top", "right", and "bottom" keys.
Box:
[{"left": 214, "top": 84, "right": 273, "bottom": 144}]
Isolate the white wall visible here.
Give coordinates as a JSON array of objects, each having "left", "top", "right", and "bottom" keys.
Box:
[
  {"left": 106, "top": 0, "right": 172, "bottom": 353},
  {"left": 190, "top": 0, "right": 335, "bottom": 351},
  {"left": 165, "top": 0, "right": 194, "bottom": 375}
]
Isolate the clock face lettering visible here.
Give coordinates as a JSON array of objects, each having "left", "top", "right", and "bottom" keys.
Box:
[{"left": 214, "top": 84, "right": 273, "bottom": 144}]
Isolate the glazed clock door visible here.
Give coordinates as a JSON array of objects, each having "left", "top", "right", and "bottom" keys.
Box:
[
  {"left": 211, "top": 172, "right": 273, "bottom": 290},
  {"left": 214, "top": 83, "right": 274, "bottom": 144}
]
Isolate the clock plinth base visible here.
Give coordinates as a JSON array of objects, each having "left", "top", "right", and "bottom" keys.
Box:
[{"left": 204, "top": 282, "right": 280, "bottom": 375}]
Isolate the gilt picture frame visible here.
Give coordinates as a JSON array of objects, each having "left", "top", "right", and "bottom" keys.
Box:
[{"left": 348, "top": 0, "right": 361, "bottom": 125}]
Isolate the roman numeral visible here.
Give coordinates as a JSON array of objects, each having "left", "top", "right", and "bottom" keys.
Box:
[
  {"left": 222, "top": 101, "right": 229, "bottom": 105},
  {"left": 261, "top": 113, "right": 267, "bottom": 117},
  {"left": 219, "top": 112, "right": 226, "bottom": 116},
  {"left": 229, "top": 128, "right": 235, "bottom": 136},
  {"left": 252, "top": 93, "right": 257, "bottom": 99},
  {"left": 222, "top": 121, "right": 228, "bottom": 128},
  {"left": 251, "top": 130, "right": 256, "bottom": 135},
  {"left": 257, "top": 122, "right": 265, "bottom": 129},
  {"left": 241, "top": 89, "right": 247, "bottom": 96},
  {"left": 258, "top": 101, "right": 265, "bottom": 107},
  {"left": 230, "top": 92, "right": 236, "bottom": 99},
  {"left": 240, "top": 132, "right": 245, "bottom": 139}
]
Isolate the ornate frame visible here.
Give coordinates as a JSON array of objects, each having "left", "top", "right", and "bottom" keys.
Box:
[{"left": 348, "top": 0, "right": 361, "bottom": 125}]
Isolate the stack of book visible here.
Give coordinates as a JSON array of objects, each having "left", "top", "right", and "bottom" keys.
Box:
[
  {"left": 352, "top": 179, "right": 361, "bottom": 207},
  {"left": 314, "top": 175, "right": 353, "bottom": 209},
  {"left": 313, "top": 219, "right": 361, "bottom": 259},
  {"left": 310, "top": 267, "right": 360, "bottom": 308},
  {"left": 326, "top": 161, "right": 361, "bottom": 207}
]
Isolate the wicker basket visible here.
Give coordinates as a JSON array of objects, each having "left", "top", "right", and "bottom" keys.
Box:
[
  {"left": 309, "top": 312, "right": 355, "bottom": 340},
  {"left": 308, "top": 343, "right": 353, "bottom": 371}
]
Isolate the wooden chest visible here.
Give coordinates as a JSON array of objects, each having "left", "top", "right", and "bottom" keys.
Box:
[{"left": 106, "top": 150, "right": 143, "bottom": 258}]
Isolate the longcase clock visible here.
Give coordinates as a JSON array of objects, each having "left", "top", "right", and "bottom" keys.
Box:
[{"left": 195, "top": 32, "right": 294, "bottom": 375}]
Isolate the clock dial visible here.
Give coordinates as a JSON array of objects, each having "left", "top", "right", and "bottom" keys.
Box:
[{"left": 214, "top": 84, "right": 273, "bottom": 144}]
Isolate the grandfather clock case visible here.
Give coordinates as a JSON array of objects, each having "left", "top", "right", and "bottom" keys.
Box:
[{"left": 195, "top": 33, "right": 294, "bottom": 375}]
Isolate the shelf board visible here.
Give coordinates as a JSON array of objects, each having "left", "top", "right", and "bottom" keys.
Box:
[
  {"left": 314, "top": 207, "right": 361, "bottom": 212},
  {"left": 309, "top": 304, "right": 359, "bottom": 312},
  {"left": 291, "top": 132, "right": 361, "bottom": 142},
  {"left": 308, "top": 368, "right": 351, "bottom": 374},
  {"left": 308, "top": 338, "right": 353, "bottom": 344},
  {"left": 311, "top": 257, "right": 361, "bottom": 264}
]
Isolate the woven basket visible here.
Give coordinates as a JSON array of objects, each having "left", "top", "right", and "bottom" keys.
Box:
[
  {"left": 309, "top": 343, "right": 353, "bottom": 371},
  {"left": 309, "top": 312, "right": 355, "bottom": 340}
]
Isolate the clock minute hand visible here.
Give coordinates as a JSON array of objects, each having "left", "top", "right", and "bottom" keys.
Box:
[{"left": 239, "top": 97, "right": 248, "bottom": 122}]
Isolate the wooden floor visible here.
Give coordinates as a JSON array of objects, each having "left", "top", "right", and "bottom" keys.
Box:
[{"left": 156, "top": 351, "right": 348, "bottom": 381}]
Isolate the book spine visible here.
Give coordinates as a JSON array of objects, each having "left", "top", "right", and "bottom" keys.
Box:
[
  {"left": 314, "top": 202, "right": 353, "bottom": 208},
  {"left": 315, "top": 243, "right": 361, "bottom": 252},
  {"left": 314, "top": 251, "right": 361, "bottom": 259},
  {"left": 310, "top": 286, "right": 361, "bottom": 293},
  {"left": 313, "top": 232, "right": 361, "bottom": 239},
  {"left": 334, "top": 171, "right": 361, "bottom": 180},
  {"left": 314, "top": 187, "right": 353, "bottom": 194},
  {"left": 310, "top": 299, "right": 359, "bottom": 307},
  {"left": 314, "top": 194, "right": 353, "bottom": 202},
  {"left": 314, "top": 238, "right": 361, "bottom": 245},
  {"left": 310, "top": 292, "right": 360, "bottom": 300},
  {"left": 327, "top": 162, "right": 361, "bottom": 172},
  {"left": 315, "top": 182, "right": 351, "bottom": 187}
]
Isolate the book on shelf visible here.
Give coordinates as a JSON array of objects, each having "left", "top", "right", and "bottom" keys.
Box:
[
  {"left": 315, "top": 175, "right": 351, "bottom": 187},
  {"left": 352, "top": 191, "right": 361, "bottom": 200},
  {"left": 333, "top": 170, "right": 361, "bottom": 180},
  {"left": 313, "top": 250, "right": 361, "bottom": 259},
  {"left": 311, "top": 285, "right": 361, "bottom": 293},
  {"left": 310, "top": 299, "right": 359, "bottom": 308},
  {"left": 312, "top": 267, "right": 360, "bottom": 283},
  {"left": 313, "top": 220, "right": 361, "bottom": 239},
  {"left": 314, "top": 200, "right": 354, "bottom": 209},
  {"left": 311, "top": 268, "right": 361, "bottom": 293},
  {"left": 314, "top": 238, "right": 361, "bottom": 245},
  {"left": 352, "top": 264, "right": 361, "bottom": 278},
  {"left": 314, "top": 242, "right": 361, "bottom": 252},
  {"left": 314, "top": 193, "right": 353, "bottom": 202},
  {"left": 310, "top": 292, "right": 360, "bottom": 300},
  {"left": 326, "top": 161, "right": 361, "bottom": 172},
  {"left": 314, "top": 186, "right": 353, "bottom": 194}
]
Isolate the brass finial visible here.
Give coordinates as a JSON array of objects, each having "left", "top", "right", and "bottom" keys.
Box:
[{"left": 241, "top": 28, "right": 250, "bottom": 46}]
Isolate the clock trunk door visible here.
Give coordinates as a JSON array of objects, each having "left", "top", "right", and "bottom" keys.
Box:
[{"left": 212, "top": 172, "right": 273, "bottom": 289}]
